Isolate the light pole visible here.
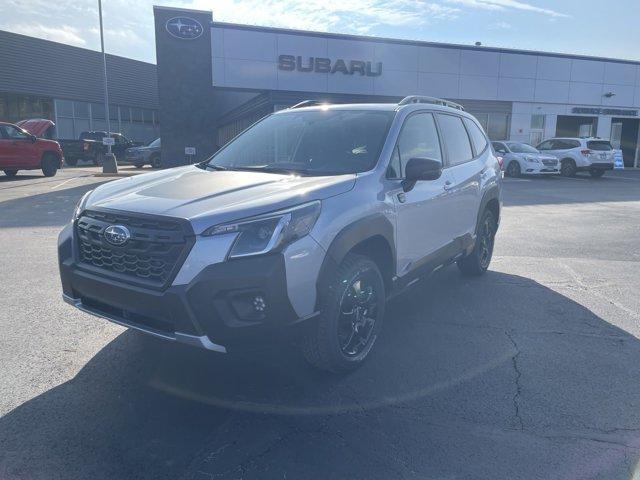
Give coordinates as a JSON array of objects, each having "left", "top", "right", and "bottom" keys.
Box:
[{"left": 98, "top": 0, "right": 117, "bottom": 173}]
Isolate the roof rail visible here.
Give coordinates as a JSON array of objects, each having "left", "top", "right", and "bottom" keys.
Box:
[
  {"left": 398, "top": 95, "right": 464, "bottom": 111},
  {"left": 288, "top": 100, "right": 327, "bottom": 109}
]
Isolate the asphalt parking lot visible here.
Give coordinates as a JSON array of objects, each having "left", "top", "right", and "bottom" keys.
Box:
[{"left": 1, "top": 167, "right": 640, "bottom": 480}]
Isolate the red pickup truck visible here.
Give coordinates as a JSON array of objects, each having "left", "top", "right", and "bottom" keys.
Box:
[{"left": 0, "top": 120, "right": 63, "bottom": 177}]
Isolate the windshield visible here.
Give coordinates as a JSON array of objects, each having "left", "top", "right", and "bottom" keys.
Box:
[
  {"left": 148, "top": 138, "right": 160, "bottom": 148},
  {"left": 507, "top": 142, "right": 539, "bottom": 154},
  {"left": 204, "top": 109, "right": 395, "bottom": 175}
]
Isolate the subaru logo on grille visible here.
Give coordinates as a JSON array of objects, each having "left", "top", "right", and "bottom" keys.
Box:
[
  {"left": 165, "top": 17, "right": 203, "bottom": 40},
  {"left": 104, "top": 225, "right": 131, "bottom": 246}
]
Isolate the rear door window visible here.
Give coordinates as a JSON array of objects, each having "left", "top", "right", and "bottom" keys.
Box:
[
  {"left": 437, "top": 114, "right": 473, "bottom": 166},
  {"left": 587, "top": 141, "right": 613, "bottom": 151}
]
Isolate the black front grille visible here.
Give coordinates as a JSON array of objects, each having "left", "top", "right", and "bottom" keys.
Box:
[
  {"left": 541, "top": 159, "right": 558, "bottom": 166},
  {"left": 76, "top": 209, "right": 193, "bottom": 289}
]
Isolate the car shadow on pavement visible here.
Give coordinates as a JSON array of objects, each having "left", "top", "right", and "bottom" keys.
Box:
[
  {"left": 0, "top": 183, "right": 105, "bottom": 228},
  {"left": 1, "top": 268, "right": 639, "bottom": 480}
]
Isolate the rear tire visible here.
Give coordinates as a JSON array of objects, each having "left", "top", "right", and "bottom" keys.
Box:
[
  {"left": 41, "top": 154, "right": 59, "bottom": 177},
  {"left": 457, "top": 209, "right": 497, "bottom": 277},
  {"left": 3, "top": 169, "right": 18, "bottom": 177},
  {"left": 150, "top": 154, "right": 161, "bottom": 169},
  {"left": 560, "top": 158, "right": 577, "bottom": 177},
  {"left": 301, "top": 253, "right": 385, "bottom": 373},
  {"left": 589, "top": 169, "right": 605, "bottom": 178},
  {"left": 506, "top": 161, "right": 521, "bottom": 178}
]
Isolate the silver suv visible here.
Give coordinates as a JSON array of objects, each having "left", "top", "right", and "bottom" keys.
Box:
[
  {"left": 536, "top": 137, "right": 614, "bottom": 178},
  {"left": 58, "top": 96, "right": 502, "bottom": 372}
]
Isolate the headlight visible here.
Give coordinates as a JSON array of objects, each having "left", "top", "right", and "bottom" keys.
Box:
[
  {"left": 73, "top": 189, "right": 93, "bottom": 221},
  {"left": 525, "top": 156, "right": 540, "bottom": 163},
  {"left": 203, "top": 201, "right": 321, "bottom": 259}
]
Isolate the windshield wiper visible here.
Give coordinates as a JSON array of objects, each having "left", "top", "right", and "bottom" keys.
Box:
[{"left": 204, "top": 164, "right": 228, "bottom": 171}]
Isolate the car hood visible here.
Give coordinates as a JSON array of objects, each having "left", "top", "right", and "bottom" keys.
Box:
[{"left": 85, "top": 165, "right": 356, "bottom": 233}]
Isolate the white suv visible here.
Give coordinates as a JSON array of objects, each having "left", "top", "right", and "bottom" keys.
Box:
[
  {"left": 58, "top": 96, "right": 502, "bottom": 372},
  {"left": 536, "top": 137, "right": 614, "bottom": 178}
]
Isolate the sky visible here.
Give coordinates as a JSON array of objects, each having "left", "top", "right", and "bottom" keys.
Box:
[{"left": 1, "top": 0, "right": 639, "bottom": 64}]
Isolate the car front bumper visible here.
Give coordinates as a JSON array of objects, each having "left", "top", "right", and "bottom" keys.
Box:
[
  {"left": 58, "top": 222, "right": 320, "bottom": 353},
  {"left": 523, "top": 163, "right": 559, "bottom": 174}
]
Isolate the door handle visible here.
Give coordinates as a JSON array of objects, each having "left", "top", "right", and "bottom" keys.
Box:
[{"left": 443, "top": 181, "right": 453, "bottom": 191}]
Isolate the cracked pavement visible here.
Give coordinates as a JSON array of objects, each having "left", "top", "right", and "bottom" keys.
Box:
[{"left": 1, "top": 168, "right": 640, "bottom": 479}]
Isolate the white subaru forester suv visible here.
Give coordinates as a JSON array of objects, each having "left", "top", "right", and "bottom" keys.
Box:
[
  {"left": 59, "top": 96, "right": 502, "bottom": 372},
  {"left": 536, "top": 137, "right": 615, "bottom": 178}
]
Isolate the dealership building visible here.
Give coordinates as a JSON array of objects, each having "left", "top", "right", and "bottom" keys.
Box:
[
  {"left": 0, "top": 30, "right": 160, "bottom": 143},
  {"left": 154, "top": 6, "right": 640, "bottom": 168}
]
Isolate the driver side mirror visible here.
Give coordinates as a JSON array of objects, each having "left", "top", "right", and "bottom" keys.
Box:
[
  {"left": 28, "top": 134, "right": 37, "bottom": 143},
  {"left": 402, "top": 157, "right": 442, "bottom": 192},
  {"left": 496, "top": 149, "right": 506, "bottom": 155}
]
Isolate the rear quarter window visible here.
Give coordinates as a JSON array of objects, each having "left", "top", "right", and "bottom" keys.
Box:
[
  {"left": 463, "top": 118, "right": 488, "bottom": 155},
  {"left": 587, "top": 141, "right": 613, "bottom": 151}
]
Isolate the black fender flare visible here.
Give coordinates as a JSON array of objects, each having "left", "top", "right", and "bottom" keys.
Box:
[
  {"left": 315, "top": 213, "right": 395, "bottom": 308},
  {"left": 475, "top": 185, "right": 501, "bottom": 235}
]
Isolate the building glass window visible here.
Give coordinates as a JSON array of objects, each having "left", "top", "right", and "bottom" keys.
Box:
[
  {"left": 132, "top": 108, "right": 143, "bottom": 123},
  {"left": 91, "top": 103, "right": 105, "bottom": 120},
  {"left": 73, "top": 101, "right": 89, "bottom": 118},
  {"left": 531, "top": 114, "right": 545, "bottom": 130},
  {"left": 487, "top": 113, "right": 510, "bottom": 141},
  {"left": 120, "top": 107, "right": 131, "bottom": 122}
]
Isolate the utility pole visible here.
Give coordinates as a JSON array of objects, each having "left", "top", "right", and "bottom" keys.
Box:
[{"left": 98, "top": 0, "right": 117, "bottom": 173}]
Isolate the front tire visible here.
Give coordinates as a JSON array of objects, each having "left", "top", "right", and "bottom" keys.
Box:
[
  {"left": 302, "top": 253, "right": 385, "bottom": 373},
  {"left": 505, "top": 161, "right": 521, "bottom": 178},
  {"left": 457, "top": 209, "right": 497, "bottom": 276},
  {"left": 3, "top": 169, "right": 18, "bottom": 177},
  {"left": 560, "top": 158, "right": 577, "bottom": 177},
  {"left": 41, "top": 154, "right": 59, "bottom": 177},
  {"left": 589, "top": 169, "right": 605, "bottom": 178}
]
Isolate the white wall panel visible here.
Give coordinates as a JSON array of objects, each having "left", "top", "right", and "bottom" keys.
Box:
[
  {"left": 601, "top": 84, "right": 635, "bottom": 106},
  {"left": 570, "top": 59, "right": 605, "bottom": 83},
  {"left": 277, "top": 34, "right": 328, "bottom": 57},
  {"left": 603, "top": 62, "right": 636, "bottom": 86},
  {"left": 534, "top": 80, "right": 569, "bottom": 103},
  {"left": 459, "top": 75, "right": 497, "bottom": 99},
  {"left": 374, "top": 43, "right": 418, "bottom": 72},
  {"left": 460, "top": 50, "right": 499, "bottom": 76},
  {"left": 499, "top": 53, "right": 537, "bottom": 78},
  {"left": 327, "top": 72, "right": 374, "bottom": 94},
  {"left": 497, "top": 77, "right": 535, "bottom": 101},
  {"left": 222, "top": 29, "right": 276, "bottom": 61},
  {"left": 568, "top": 82, "right": 603, "bottom": 104},
  {"left": 536, "top": 56, "right": 571, "bottom": 81},
  {"left": 418, "top": 47, "right": 460, "bottom": 74},
  {"left": 225, "top": 59, "right": 277, "bottom": 89},
  {"left": 417, "top": 72, "right": 459, "bottom": 98},
  {"left": 374, "top": 69, "right": 417, "bottom": 96}
]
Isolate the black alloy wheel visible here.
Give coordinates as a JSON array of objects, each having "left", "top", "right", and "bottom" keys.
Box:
[
  {"left": 506, "top": 161, "right": 521, "bottom": 178},
  {"left": 302, "top": 253, "right": 385, "bottom": 372},
  {"left": 337, "top": 272, "right": 379, "bottom": 357}
]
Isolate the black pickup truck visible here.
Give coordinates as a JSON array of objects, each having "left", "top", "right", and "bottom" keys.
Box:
[
  {"left": 16, "top": 120, "right": 142, "bottom": 166},
  {"left": 60, "top": 131, "right": 140, "bottom": 166}
]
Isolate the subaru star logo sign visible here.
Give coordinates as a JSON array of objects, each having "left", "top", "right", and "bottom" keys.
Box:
[
  {"left": 104, "top": 225, "right": 131, "bottom": 246},
  {"left": 165, "top": 16, "right": 203, "bottom": 40}
]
